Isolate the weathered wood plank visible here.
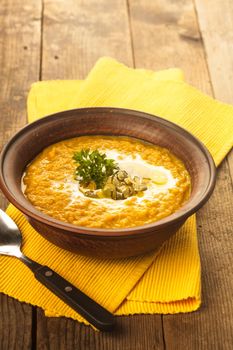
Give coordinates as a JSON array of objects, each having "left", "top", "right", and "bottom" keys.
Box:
[
  {"left": 37, "top": 0, "right": 164, "bottom": 348},
  {"left": 195, "top": 0, "right": 233, "bottom": 104},
  {"left": 128, "top": 0, "right": 212, "bottom": 94},
  {"left": 37, "top": 309, "right": 164, "bottom": 350},
  {"left": 195, "top": 0, "right": 233, "bottom": 182},
  {"left": 128, "top": 0, "right": 233, "bottom": 349},
  {"left": 0, "top": 294, "right": 33, "bottom": 350},
  {"left": 42, "top": 0, "right": 133, "bottom": 79},
  {"left": 0, "top": 0, "right": 42, "bottom": 208},
  {"left": 0, "top": 0, "right": 42, "bottom": 349}
]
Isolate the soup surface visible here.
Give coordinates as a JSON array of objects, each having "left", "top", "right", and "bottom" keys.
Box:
[{"left": 23, "top": 136, "right": 191, "bottom": 228}]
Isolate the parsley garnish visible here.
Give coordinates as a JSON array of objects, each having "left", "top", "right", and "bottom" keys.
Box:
[{"left": 73, "top": 149, "right": 118, "bottom": 189}]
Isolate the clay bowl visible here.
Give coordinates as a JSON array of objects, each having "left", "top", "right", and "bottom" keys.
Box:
[{"left": 0, "top": 107, "right": 216, "bottom": 258}]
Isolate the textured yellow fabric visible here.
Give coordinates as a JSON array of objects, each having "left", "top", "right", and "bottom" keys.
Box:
[
  {"left": 27, "top": 66, "right": 184, "bottom": 121},
  {"left": 1, "top": 58, "right": 233, "bottom": 326}
]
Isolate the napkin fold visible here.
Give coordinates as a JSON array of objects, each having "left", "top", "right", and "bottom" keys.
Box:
[{"left": 1, "top": 58, "right": 233, "bottom": 326}]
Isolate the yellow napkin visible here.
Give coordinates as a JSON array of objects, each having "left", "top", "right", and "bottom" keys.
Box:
[{"left": 1, "top": 58, "right": 233, "bottom": 326}]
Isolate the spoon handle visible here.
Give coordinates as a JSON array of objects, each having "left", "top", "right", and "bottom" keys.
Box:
[{"left": 33, "top": 264, "right": 115, "bottom": 331}]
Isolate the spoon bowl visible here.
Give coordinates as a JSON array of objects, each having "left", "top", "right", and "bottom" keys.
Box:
[{"left": 0, "top": 209, "right": 22, "bottom": 257}]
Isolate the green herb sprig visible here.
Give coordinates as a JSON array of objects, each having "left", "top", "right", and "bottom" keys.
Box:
[{"left": 73, "top": 149, "right": 118, "bottom": 189}]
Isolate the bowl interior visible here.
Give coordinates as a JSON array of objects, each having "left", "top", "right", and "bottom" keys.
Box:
[{"left": 0, "top": 107, "right": 216, "bottom": 234}]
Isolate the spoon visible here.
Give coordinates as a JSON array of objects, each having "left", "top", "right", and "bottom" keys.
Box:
[{"left": 0, "top": 209, "right": 115, "bottom": 331}]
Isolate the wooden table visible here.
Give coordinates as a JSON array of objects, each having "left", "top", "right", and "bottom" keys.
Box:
[{"left": 1, "top": 1, "right": 232, "bottom": 349}]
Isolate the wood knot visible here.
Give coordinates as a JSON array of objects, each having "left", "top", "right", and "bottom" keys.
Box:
[{"left": 178, "top": 12, "right": 201, "bottom": 42}]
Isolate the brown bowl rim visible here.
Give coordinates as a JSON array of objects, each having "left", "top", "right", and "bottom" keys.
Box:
[{"left": 0, "top": 107, "right": 216, "bottom": 237}]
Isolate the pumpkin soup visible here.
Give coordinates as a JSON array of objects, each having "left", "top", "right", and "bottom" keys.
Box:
[{"left": 23, "top": 136, "right": 191, "bottom": 228}]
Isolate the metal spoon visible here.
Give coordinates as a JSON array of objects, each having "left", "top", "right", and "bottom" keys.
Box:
[{"left": 0, "top": 209, "right": 115, "bottom": 331}]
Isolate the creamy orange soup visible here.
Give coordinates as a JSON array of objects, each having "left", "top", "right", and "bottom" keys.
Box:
[{"left": 23, "top": 136, "right": 191, "bottom": 228}]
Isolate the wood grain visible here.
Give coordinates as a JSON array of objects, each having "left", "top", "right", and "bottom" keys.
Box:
[
  {"left": 128, "top": 0, "right": 212, "bottom": 94},
  {"left": 195, "top": 0, "right": 233, "bottom": 104},
  {"left": 42, "top": 0, "right": 133, "bottom": 80},
  {"left": 195, "top": 0, "right": 233, "bottom": 182},
  {"left": 0, "top": 294, "right": 33, "bottom": 350},
  {"left": 0, "top": 1, "right": 41, "bottom": 349},
  {"left": 0, "top": 0, "right": 41, "bottom": 210},
  {"left": 129, "top": 0, "right": 233, "bottom": 349},
  {"left": 36, "top": 309, "right": 164, "bottom": 350}
]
